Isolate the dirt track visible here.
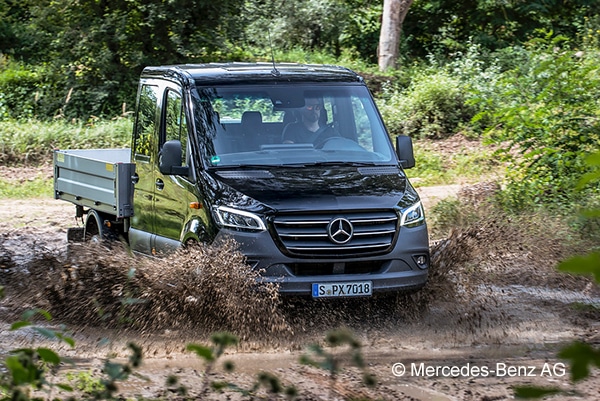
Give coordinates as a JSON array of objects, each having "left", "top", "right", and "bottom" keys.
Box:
[{"left": 1, "top": 193, "right": 599, "bottom": 401}]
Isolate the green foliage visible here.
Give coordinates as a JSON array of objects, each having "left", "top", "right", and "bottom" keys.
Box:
[
  {"left": 300, "top": 328, "right": 376, "bottom": 399},
  {"left": 187, "top": 332, "right": 239, "bottom": 363},
  {"left": 409, "top": 139, "right": 498, "bottom": 186},
  {"left": 404, "top": 0, "right": 597, "bottom": 60},
  {"left": 0, "top": 59, "right": 66, "bottom": 121},
  {"left": 94, "top": 343, "right": 143, "bottom": 399},
  {"left": 0, "top": 309, "right": 147, "bottom": 401},
  {"left": 556, "top": 152, "right": 600, "bottom": 285},
  {"left": 187, "top": 332, "right": 298, "bottom": 399},
  {"left": 378, "top": 42, "right": 505, "bottom": 140},
  {"left": 0, "top": 294, "right": 296, "bottom": 400},
  {"left": 0, "top": 119, "right": 131, "bottom": 165},
  {"left": 0, "top": 61, "right": 41, "bottom": 120},
  {"left": 0, "top": 176, "right": 50, "bottom": 199},
  {"left": 476, "top": 36, "right": 600, "bottom": 210},
  {"left": 1, "top": 0, "right": 246, "bottom": 119},
  {"left": 242, "top": 0, "right": 381, "bottom": 62},
  {"left": 0, "top": 309, "right": 75, "bottom": 401},
  {"left": 559, "top": 252, "right": 600, "bottom": 283},
  {"left": 514, "top": 151, "right": 600, "bottom": 399},
  {"left": 0, "top": 0, "right": 598, "bottom": 121},
  {"left": 64, "top": 371, "right": 104, "bottom": 394},
  {"left": 378, "top": 67, "right": 475, "bottom": 139},
  {"left": 0, "top": 119, "right": 132, "bottom": 200},
  {"left": 187, "top": 332, "right": 239, "bottom": 397},
  {"left": 558, "top": 342, "right": 600, "bottom": 382}
]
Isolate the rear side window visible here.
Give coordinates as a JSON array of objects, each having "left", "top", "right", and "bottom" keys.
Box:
[{"left": 134, "top": 84, "right": 159, "bottom": 161}]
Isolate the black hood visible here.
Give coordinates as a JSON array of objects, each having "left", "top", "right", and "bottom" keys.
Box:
[{"left": 206, "top": 165, "right": 419, "bottom": 212}]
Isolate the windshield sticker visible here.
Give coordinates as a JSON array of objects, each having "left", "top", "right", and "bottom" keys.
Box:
[{"left": 210, "top": 155, "right": 221, "bottom": 165}]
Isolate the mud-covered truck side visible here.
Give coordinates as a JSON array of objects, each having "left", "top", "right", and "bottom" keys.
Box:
[{"left": 54, "top": 63, "right": 430, "bottom": 298}]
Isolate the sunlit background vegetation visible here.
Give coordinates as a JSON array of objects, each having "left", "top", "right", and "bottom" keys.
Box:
[{"left": 0, "top": 0, "right": 598, "bottom": 214}]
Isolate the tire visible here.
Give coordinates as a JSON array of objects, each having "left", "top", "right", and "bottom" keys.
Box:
[{"left": 83, "top": 210, "right": 112, "bottom": 243}]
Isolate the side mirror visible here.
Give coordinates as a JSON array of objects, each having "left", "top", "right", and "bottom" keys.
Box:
[
  {"left": 159, "top": 140, "right": 189, "bottom": 175},
  {"left": 396, "top": 135, "right": 415, "bottom": 169}
]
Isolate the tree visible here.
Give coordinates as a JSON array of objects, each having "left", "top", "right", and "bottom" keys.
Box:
[
  {"left": 402, "top": 0, "right": 598, "bottom": 60},
  {"left": 378, "top": 0, "right": 413, "bottom": 71},
  {"left": 1, "top": 0, "right": 245, "bottom": 119}
]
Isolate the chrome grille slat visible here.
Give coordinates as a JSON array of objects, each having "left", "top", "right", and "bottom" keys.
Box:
[
  {"left": 272, "top": 210, "right": 398, "bottom": 257},
  {"left": 353, "top": 230, "right": 396, "bottom": 236},
  {"left": 287, "top": 243, "right": 391, "bottom": 251},
  {"left": 278, "top": 233, "right": 329, "bottom": 238},
  {"left": 351, "top": 217, "right": 397, "bottom": 224},
  {"left": 274, "top": 220, "right": 330, "bottom": 226}
]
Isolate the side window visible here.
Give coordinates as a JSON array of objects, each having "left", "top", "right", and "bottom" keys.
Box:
[
  {"left": 134, "top": 84, "right": 159, "bottom": 161},
  {"left": 164, "top": 89, "right": 187, "bottom": 165}
]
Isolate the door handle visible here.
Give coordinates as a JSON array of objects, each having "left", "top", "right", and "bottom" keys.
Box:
[
  {"left": 131, "top": 173, "right": 139, "bottom": 184},
  {"left": 155, "top": 179, "right": 164, "bottom": 191}
]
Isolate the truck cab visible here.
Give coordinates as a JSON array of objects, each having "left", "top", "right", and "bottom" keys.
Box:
[{"left": 57, "top": 63, "right": 429, "bottom": 298}]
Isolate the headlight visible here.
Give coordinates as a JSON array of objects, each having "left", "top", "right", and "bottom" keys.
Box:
[
  {"left": 400, "top": 201, "right": 425, "bottom": 227},
  {"left": 215, "top": 206, "right": 266, "bottom": 231}
]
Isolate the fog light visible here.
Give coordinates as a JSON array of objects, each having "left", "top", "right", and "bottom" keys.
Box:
[{"left": 414, "top": 254, "right": 429, "bottom": 269}]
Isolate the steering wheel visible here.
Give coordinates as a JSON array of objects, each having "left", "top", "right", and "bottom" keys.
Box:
[
  {"left": 313, "top": 124, "right": 341, "bottom": 149},
  {"left": 315, "top": 135, "right": 345, "bottom": 149}
]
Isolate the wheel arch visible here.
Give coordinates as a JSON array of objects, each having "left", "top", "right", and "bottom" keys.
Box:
[
  {"left": 84, "top": 210, "right": 112, "bottom": 241},
  {"left": 181, "top": 215, "right": 213, "bottom": 246}
]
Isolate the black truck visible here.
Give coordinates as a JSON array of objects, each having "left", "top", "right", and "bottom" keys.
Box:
[{"left": 54, "top": 62, "right": 429, "bottom": 298}]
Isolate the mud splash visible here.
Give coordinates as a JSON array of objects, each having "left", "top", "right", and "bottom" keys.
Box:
[
  {"left": 0, "top": 232, "right": 455, "bottom": 343},
  {"left": 1, "top": 238, "right": 290, "bottom": 341},
  {"left": 1, "top": 204, "right": 597, "bottom": 346}
]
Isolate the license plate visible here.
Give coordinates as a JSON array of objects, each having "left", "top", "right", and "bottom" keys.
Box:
[{"left": 312, "top": 281, "right": 373, "bottom": 298}]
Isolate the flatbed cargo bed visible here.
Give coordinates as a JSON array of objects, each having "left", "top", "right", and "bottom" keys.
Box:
[{"left": 53, "top": 149, "right": 135, "bottom": 218}]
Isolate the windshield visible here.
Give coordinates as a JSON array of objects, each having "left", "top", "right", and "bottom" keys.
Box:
[{"left": 193, "top": 84, "right": 396, "bottom": 168}]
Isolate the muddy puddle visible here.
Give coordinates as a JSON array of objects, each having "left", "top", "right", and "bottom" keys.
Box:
[
  {"left": 1, "top": 198, "right": 599, "bottom": 400},
  {"left": 1, "top": 224, "right": 597, "bottom": 347}
]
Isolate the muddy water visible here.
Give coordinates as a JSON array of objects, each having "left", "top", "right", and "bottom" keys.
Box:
[
  {"left": 1, "top": 198, "right": 599, "bottom": 400},
  {"left": 1, "top": 223, "right": 597, "bottom": 348}
]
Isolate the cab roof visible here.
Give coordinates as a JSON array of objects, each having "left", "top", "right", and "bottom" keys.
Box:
[{"left": 141, "top": 62, "right": 364, "bottom": 86}]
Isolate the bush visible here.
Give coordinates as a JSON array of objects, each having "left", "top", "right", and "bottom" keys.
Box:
[
  {"left": 474, "top": 36, "right": 600, "bottom": 210},
  {"left": 378, "top": 69, "right": 474, "bottom": 139},
  {"left": 0, "top": 61, "right": 44, "bottom": 120},
  {"left": 0, "top": 59, "right": 73, "bottom": 121}
]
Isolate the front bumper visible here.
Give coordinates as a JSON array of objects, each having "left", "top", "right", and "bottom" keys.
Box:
[{"left": 214, "top": 223, "right": 429, "bottom": 296}]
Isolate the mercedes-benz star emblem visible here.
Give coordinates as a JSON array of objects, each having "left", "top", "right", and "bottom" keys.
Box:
[{"left": 327, "top": 218, "right": 353, "bottom": 244}]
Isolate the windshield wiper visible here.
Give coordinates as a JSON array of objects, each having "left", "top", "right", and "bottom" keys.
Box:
[
  {"left": 209, "top": 161, "right": 391, "bottom": 169},
  {"left": 303, "top": 161, "right": 385, "bottom": 167},
  {"left": 209, "top": 164, "right": 298, "bottom": 169}
]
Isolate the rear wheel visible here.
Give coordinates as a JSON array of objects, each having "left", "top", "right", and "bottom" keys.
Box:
[{"left": 83, "top": 210, "right": 113, "bottom": 243}]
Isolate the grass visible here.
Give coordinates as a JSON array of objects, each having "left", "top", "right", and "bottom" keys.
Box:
[
  {"left": 0, "top": 176, "right": 51, "bottom": 198},
  {"left": 410, "top": 138, "right": 500, "bottom": 186},
  {"left": 0, "top": 118, "right": 132, "bottom": 198},
  {"left": 0, "top": 118, "right": 131, "bottom": 165}
]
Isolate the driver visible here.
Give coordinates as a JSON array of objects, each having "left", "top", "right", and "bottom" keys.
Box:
[{"left": 282, "top": 97, "right": 337, "bottom": 145}]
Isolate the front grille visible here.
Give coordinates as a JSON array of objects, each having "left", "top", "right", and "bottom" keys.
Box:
[{"left": 272, "top": 210, "right": 398, "bottom": 257}]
